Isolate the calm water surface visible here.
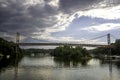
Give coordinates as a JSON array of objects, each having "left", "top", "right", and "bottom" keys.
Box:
[{"left": 0, "top": 56, "right": 120, "bottom": 80}]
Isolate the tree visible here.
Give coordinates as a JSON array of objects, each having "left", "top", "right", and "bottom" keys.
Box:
[{"left": 51, "top": 45, "right": 92, "bottom": 60}]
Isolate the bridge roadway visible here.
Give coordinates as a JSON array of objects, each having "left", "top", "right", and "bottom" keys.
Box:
[{"left": 18, "top": 43, "right": 108, "bottom": 47}]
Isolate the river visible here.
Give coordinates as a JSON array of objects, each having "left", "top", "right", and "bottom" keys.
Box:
[{"left": 0, "top": 55, "right": 120, "bottom": 80}]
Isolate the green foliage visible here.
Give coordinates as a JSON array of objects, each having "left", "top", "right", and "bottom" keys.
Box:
[
  {"left": 112, "top": 39, "right": 120, "bottom": 55},
  {"left": 92, "top": 47, "right": 108, "bottom": 55},
  {"left": 92, "top": 39, "right": 120, "bottom": 56},
  {"left": 0, "top": 37, "right": 23, "bottom": 58},
  {"left": 0, "top": 38, "right": 23, "bottom": 72},
  {"left": 51, "top": 45, "right": 91, "bottom": 61}
]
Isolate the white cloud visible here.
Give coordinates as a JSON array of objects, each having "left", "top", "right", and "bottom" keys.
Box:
[
  {"left": 72, "top": 5, "right": 120, "bottom": 20},
  {"left": 47, "top": 0, "right": 59, "bottom": 8},
  {"left": 81, "top": 23, "right": 120, "bottom": 32},
  {"left": 83, "top": 5, "right": 120, "bottom": 19},
  {"left": 23, "top": 0, "right": 45, "bottom": 6},
  {"left": 31, "top": 12, "right": 77, "bottom": 40}
]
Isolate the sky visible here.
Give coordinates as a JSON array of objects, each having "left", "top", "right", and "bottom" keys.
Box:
[{"left": 0, "top": 0, "right": 120, "bottom": 46}]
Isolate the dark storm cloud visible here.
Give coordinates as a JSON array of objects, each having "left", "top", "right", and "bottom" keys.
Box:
[
  {"left": 27, "top": 4, "right": 58, "bottom": 28},
  {"left": 0, "top": 0, "right": 58, "bottom": 37},
  {"left": 28, "top": 4, "right": 58, "bottom": 17},
  {"left": 59, "top": 0, "right": 120, "bottom": 14},
  {"left": 0, "top": 0, "right": 29, "bottom": 31},
  {"left": 59, "top": 0, "right": 103, "bottom": 13}
]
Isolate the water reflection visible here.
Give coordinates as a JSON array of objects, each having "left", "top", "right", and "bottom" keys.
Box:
[
  {"left": 13, "top": 63, "right": 18, "bottom": 80},
  {"left": 0, "top": 57, "right": 14, "bottom": 71},
  {"left": 99, "top": 59, "right": 120, "bottom": 80},
  {"left": 1, "top": 55, "right": 120, "bottom": 80},
  {"left": 0, "top": 55, "right": 20, "bottom": 79},
  {"left": 54, "top": 58, "right": 91, "bottom": 68},
  {"left": 115, "top": 61, "right": 120, "bottom": 69},
  {"left": 109, "top": 61, "right": 113, "bottom": 80}
]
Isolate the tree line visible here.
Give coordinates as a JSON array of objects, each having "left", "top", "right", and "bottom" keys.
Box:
[{"left": 0, "top": 37, "right": 23, "bottom": 58}]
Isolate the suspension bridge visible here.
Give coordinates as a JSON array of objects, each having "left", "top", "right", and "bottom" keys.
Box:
[{"left": 15, "top": 33, "right": 116, "bottom": 47}]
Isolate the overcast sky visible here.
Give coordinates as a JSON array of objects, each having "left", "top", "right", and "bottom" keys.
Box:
[{"left": 0, "top": 0, "right": 120, "bottom": 45}]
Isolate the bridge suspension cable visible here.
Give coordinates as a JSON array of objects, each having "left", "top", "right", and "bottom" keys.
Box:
[
  {"left": 89, "top": 34, "right": 108, "bottom": 40},
  {"left": 19, "top": 33, "right": 109, "bottom": 44}
]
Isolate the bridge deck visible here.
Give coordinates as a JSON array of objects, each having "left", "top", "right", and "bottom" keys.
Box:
[{"left": 18, "top": 43, "right": 108, "bottom": 47}]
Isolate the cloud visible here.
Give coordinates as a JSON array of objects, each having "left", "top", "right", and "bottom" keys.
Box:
[
  {"left": 0, "top": 0, "right": 60, "bottom": 37},
  {"left": 84, "top": 5, "right": 120, "bottom": 19},
  {"left": 0, "top": 0, "right": 120, "bottom": 43},
  {"left": 81, "top": 23, "right": 120, "bottom": 32},
  {"left": 59, "top": 0, "right": 103, "bottom": 13}
]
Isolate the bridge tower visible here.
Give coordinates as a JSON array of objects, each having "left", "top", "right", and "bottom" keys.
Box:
[
  {"left": 16, "top": 32, "right": 20, "bottom": 44},
  {"left": 107, "top": 33, "right": 111, "bottom": 45}
]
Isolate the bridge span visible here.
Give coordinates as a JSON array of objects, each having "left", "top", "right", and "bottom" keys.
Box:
[
  {"left": 18, "top": 43, "right": 108, "bottom": 47},
  {"left": 16, "top": 33, "right": 112, "bottom": 47}
]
